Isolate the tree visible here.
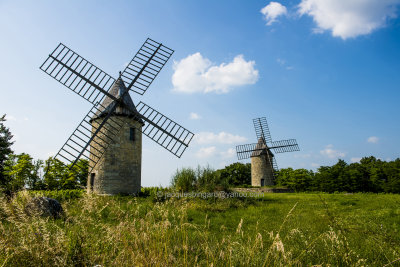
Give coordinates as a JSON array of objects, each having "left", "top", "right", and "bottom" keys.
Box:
[
  {"left": 215, "top": 162, "right": 251, "bottom": 186},
  {"left": 275, "top": 167, "right": 294, "bottom": 187},
  {"left": 0, "top": 114, "right": 14, "bottom": 194},
  {"left": 68, "top": 159, "right": 89, "bottom": 187},
  {"left": 196, "top": 165, "right": 216, "bottom": 191},
  {"left": 171, "top": 167, "right": 197, "bottom": 192},
  {"left": 275, "top": 168, "right": 314, "bottom": 191},
  {"left": 43, "top": 157, "right": 69, "bottom": 190},
  {"left": 28, "top": 158, "right": 44, "bottom": 190},
  {"left": 383, "top": 159, "right": 400, "bottom": 193}
]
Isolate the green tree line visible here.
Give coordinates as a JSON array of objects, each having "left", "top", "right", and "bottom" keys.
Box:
[
  {"left": 171, "top": 158, "right": 400, "bottom": 194},
  {"left": 0, "top": 115, "right": 88, "bottom": 195},
  {"left": 170, "top": 163, "right": 251, "bottom": 192},
  {"left": 275, "top": 157, "right": 400, "bottom": 193}
]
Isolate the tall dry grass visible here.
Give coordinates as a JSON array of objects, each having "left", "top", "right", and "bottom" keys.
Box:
[{"left": 0, "top": 191, "right": 374, "bottom": 266}]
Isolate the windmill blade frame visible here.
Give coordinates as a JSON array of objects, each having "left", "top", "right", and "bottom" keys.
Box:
[
  {"left": 270, "top": 139, "right": 300, "bottom": 153},
  {"left": 236, "top": 143, "right": 265, "bottom": 160},
  {"left": 42, "top": 38, "right": 194, "bottom": 171},
  {"left": 120, "top": 38, "right": 174, "bottom": 95},
  {"left": 264, "top": 152, "right": 278, "bottom": 179},
  {"left": 253, "top": 117, "right": 272, "bottom": 144},
  {"left": 55, "top": 101, "right": 125, "bottom": 172},
  {"left": 40, "top": 43, "right": 116, "bottom": 104},
  {"left": 135, "top": 101, "right": 194, "bottom": 158}
]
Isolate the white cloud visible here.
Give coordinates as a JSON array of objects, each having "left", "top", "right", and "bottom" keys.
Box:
[
  {"left": 196, "top": 146, "right": 217, "bottom": 158},
  {"left": 298, "top": 0, "right": 400, "bottom": 39},
  {"left": 189, "top": 112, "right": 201, "bottom": 120},
  {"left": 351, "top": 157, "right": 362, "bottom": 163},
  {"left": 276, "top": 58, "right": 294, "bottom": 70},
  {"left": 294, "top": 153, "right": 311, "bottom": 158},
  {"left": 320, "top": 144, "right": 346, "bottom": 159},
  {"left": 220, "top": 148, "right": 236, "bottom": 159},
  {"left": 194, "top": 132, "right": 247, "bottom": 144},
  {"left": 261, "top": 2, "right": 288, "bottom": 25},
  {"left": 367, "top": 136, "right": 379, "bottom": 143},
  {"left": 6, "top": 115, "right": 17, "bottom": 121},
  {"left": 4, "top": 115, "right": 29, "bottom": 122},
  {"left": 172, "top": 53, "right": 259, "bottom": 94},
  {"left": 277, "top": 58, "right": 286, "bottom": 66},
  {"left": 311, "top": 162, "right": 320, "bottom": 167}
]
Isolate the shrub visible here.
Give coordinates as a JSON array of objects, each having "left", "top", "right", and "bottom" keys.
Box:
[
  {"left": 171, "top": 167, "right": 197, "bottom": 192},
  {"left": 25, "top": 189, "right": 84, "bottom": 202},
  {"left": 171, "top": 166, "right": 230, "bottom": 192}
]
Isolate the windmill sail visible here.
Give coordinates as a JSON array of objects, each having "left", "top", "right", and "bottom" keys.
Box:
[
  {"left": 135, "top": 101, "right": 194, "bottom": 158},
  {"left": 270, "top": 139, "right": 300, "bottom": 153},
  {"left": 236, "top": 143, "right": 260, "bottom": 160},
  {"left": 40, "top": 43, "right": 116, "bottom": 104},
  {"left": 120, "top": 38, "right": 174, "bottom": 95},
  {"left": 55, "top": 101, "right": 124, "bottom": 172},
  {"left": 253, "top": 117, "right": 272, "bottom": 143},
  {"left": 41, "top": 38, "right": 194, "bottom": 171}
]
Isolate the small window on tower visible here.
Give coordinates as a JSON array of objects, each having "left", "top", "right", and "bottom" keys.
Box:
[{"left": 129, "top": 127, "right": 135, "bottom": 141}]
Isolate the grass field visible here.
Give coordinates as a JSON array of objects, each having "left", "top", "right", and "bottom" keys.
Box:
[{"left": 1, "top": 191, "right": 400, "bottom": 266}]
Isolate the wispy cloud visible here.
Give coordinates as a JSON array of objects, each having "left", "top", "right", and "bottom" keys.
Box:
[
  {"left": 220, "top": 148, "right": 236, "bottom": 159},
  {"left": 351, "top": 157, "right": 362, "bottom": 163},
  {"left": 294, "top": 153, "right": 311, "bottom": 158},
  {"left": 172, "top": 53, "right": 258, "bottom": 94},
  {"left": 320, "top": 144, "right": 346, "bottom": 159},
  {"left": 189, "top": 112, "right": 201, "bottom": 120},
  {"left": 261, "top": 2, "right": 288, "bottom": 25},
  {"left": 277, "top": 58, "right": 286, "bottom": 66},
  {"left": 367, "top": 136, "right": 379, "bottom": 143},
  {"left": 4, "top": 115, "right": 28, "bottom": 122},
  {"left": 6, "top": 115, "right": 17, "bottom": 121},
  {"left": 196, "top": 146, "right": 217, "bottom": 158},
  {"left": 298, "top": 0, "right": 400, "bottom": 39},
  {"left": 276, "top": 58, "right": 294, "bottom": 70},
  {"left": 194, "top": 132, "right": 247, "bottom": 144}
]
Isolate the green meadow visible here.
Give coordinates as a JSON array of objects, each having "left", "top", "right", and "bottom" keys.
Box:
[{"left": 1, "top": 191, "right": 400, "bottom": 266}]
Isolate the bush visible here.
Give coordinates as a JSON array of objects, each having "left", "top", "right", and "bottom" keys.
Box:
[
  {"left": 26, "top": 189, "right": 84, "bottom": 202},
  {"left": 171, "top": 167, "right": 197, "bottom": 192},
  {"left": 171, "top": 166, "right": 229, "bottom": 192},
  {"left": 215, "top": 162, "right": 251, "bottom": 186}
]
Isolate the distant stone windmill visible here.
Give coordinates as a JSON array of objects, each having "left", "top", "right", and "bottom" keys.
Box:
[
  {"left": 40, "top": 38, "right": 194, "bottom": 195},
  {"left": 236, "top": 117, "right": 299, "bottom": 186}
]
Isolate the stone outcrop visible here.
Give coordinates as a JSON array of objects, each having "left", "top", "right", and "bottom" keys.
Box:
[{"left": 25, "top": 197, "right": 64, "bottom": 218}]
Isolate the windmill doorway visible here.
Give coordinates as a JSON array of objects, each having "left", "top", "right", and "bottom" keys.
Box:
[
  {"left": 90, "top": 173, "right": 95, "bottom": 191},
  {"left": 261, "top": 179, "right": 265, "bottom": 186}
]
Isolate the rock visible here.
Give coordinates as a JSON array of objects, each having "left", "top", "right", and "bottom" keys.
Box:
[{"left": 25, "top": 197, "right": 64, "bottom": 219}]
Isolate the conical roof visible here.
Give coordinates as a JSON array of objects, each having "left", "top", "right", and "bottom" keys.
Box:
[
  {"left": 251, "top": 137, "right": 271, "bottom": 157},
  {"left": 92, "top": 77, "right": 143, "bottom": 123}
]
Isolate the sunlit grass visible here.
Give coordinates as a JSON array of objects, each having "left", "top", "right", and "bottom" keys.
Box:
[{"left": 1, "top": 191, "right": 399, "bottom": 266}]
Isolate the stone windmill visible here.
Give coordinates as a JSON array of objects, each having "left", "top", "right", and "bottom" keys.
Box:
[
  {"left": 236, "top": 117, "right": 299, "bottom": 186},
  {"left": 40, "top": 38, "right": 194, "bottom": 195}
]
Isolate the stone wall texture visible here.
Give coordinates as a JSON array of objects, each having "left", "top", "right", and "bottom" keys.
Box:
[
  {"left": 87, "top": 116, "right": 142, "bottom": 195},
  {"left": 251, "top": 153, "right": 275, "bottom": 186}
]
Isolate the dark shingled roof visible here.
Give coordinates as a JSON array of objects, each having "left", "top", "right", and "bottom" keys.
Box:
[
  {"left": 251, "top": 137, "right": 274, "bottom": 158},
  {"left": 92, "top": 77, "right": 143, "bottom": 124}
]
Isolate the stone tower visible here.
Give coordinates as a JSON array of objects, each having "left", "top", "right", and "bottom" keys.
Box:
[
  {"left": 87, "top": 78, "right": 143, "bottom": 195},
  {"left": 251, "top": 138, "right": 275, "bottom": 187}
]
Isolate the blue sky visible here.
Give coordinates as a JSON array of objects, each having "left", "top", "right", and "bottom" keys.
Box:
[{"left": 1, "top": 0, "right": 400, "bottom": 186}]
